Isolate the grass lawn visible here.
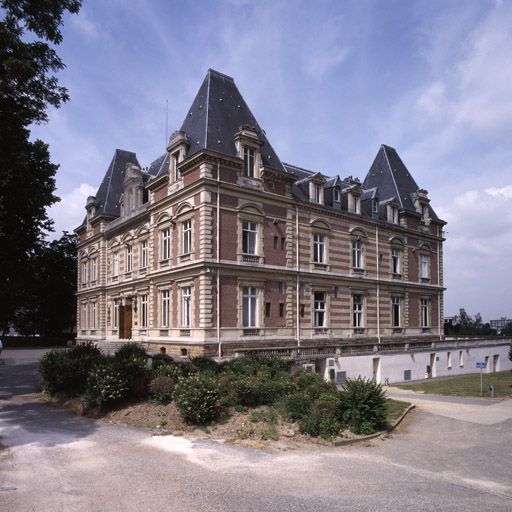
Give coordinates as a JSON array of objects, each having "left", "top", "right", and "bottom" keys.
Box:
[
  {"left": 395, "top": 370, "right": 512, "bottom": 398},
  {"left": 385, "top": 398, "right": 410, "bottom": 424}
]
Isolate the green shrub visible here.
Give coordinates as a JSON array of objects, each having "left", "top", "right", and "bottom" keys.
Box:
[
  {"left": 85, "top": 360, "right": 128, "bottom": 408},
  {"left": 311, "top": 393, "right": 341, "bottom": 421},
  {"left": 298, "top": 414, "right": 320, "bottom": 437},
  {"left": 151, "top": 353, "right": 174, "bottom": 370},
  {"left": 223, "top": 354, "right": 293, "bottom": 378},
  {"left": 231, "top": 375, "right": 293, "bottom": 407},
  {"left": 339, "top": 377, "right": 387, "bottom": 434},
  {"left": 39, "top": 343, "right": 104, "bottom": 396},
  {"left": 190, "top": 356, "right": 220, "bottom": 374},
  {"left": 359, "top": 421, "right": 376, "bottom": 435},
  {"left": 277, "top": 393, "right": 312, "bottom": 421},
  {"left": 318, "top": 417, "right": 342, "bottom": 440},
  {"left": 293, "top": 370, "right": 337, "bottom": 400},
  {"left": 173, "top": 375, "right": 220, "bottom": 425},
  {"left": 249, "top": 408, "right": 278, "bottom": 424},
  {"left": 260, "top": 424, "right": 279, "bottom": 441},
  {"left": 149, "top": 376, "right": 175, "bottom": 405},
  {"left": 114, "top": 343, "right": 148, "bottom": 364},
  {"left": 154, "top": 362, "right": 197, "bottom": 380}
]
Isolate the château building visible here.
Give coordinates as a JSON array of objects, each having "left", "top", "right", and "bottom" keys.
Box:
[{"left": 77, "top": 69, "right": 507, "bottom": 383}]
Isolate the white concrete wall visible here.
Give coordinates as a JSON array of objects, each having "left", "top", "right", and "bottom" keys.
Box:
[{"left": 332, "top": 342, "right": 512, "bottom": 384}]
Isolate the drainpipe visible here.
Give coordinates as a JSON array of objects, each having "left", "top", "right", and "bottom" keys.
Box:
[
  {"left": 376, "top": 225, "right": 381, "bottom": 343},
  {"left": 295, "top": 205, "right": 300, "bottom": 354},
  {"left": 216, "top": 161, "right": 221, "bottom": 360}
]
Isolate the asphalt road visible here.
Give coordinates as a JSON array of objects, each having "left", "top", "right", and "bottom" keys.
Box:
[{"left": 1, "top": 349, "right": 511, "bottom": 512}]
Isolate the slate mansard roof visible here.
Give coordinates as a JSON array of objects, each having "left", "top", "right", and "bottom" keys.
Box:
[{"left": 81, "top": 69, "right": 441, "bottom": 228}]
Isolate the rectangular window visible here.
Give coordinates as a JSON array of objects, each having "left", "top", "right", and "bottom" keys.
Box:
[
  {"left": 353, "top": 295, "right": 363, "bottom": 327},
  {"left": 273, "top": 236, "right": 278, "bottom": 250},
  {"left": 140, "top": 240, "right": 148, "bottom": 268},
  {"left": 391, "top": 248, "right": 401, "bottom": 274},
  {"left": 244, "top": 147, "right": 255, "bottom": 177},
  {"left": 278, "top": 281, "right": 285, "bottom": 295},
  {"left": 182, "top": 220, "right": 192, "bottom": 254},
  {"left": 459, "top": 350, "right": 464, "bottom": 367},
  {"left": 242, "top": 221, "right": 257, "bottom": 254},
  {"left": 91, "top": 258, "right": 97, "bottom": 282},
  {"left": 421, "top": 298, "right": 429, "bottom": 327},
  {"left": 349, "top": 194, "right": 360, "bottom": 213},
  {"left": 140, "top": 294, "right": 148, "bottom": 328},
  {"left": 334, "top": 188, "right": 340, "bottom": 202},
  {"left": 126, "top": 245, "right": 132, "bottom": 272},
  {"left": 447, "top": 352, "right": 452, "bottom": 369},
  {"left": 113, "top": 252, "right": 119, "bottom": 276},
  {"left": 279, "top": 303, "right": 284, "bottom": 318},
  {"left": 265, "top": 302, "right": 271, "bottom": 318},
  {"left": 420, "top": 255, "right": 430, "bottom": 279},
  {"left": 352, "top": 240, "right": 362, "bottom": 269},
  {"left": 82, "top": 261, "right": 88, "bottom": 284},
  {"left": 242, "top": 287, "right": 258, "bottom": 327},
  {"left": 172, "top": 152, "right": 180, "bottom": 181},
  {"left": 161, "top": 290, "right": 170, "bottom": 328},
  {"left": 91, "top": 302, "right": 97, "bottom": 329},
  {"left": 392, "top": 297, "right": 401, "bottom": 327},
  {"left": 113, "top": 299, "right": 120, "bottom": 328},
  {"left": 300, "top": 304, "right": 305, "bottom": 318},
  {"left": 81, "top": 303, "right": 88, "bottom": 329},
  {"left": 313, "top": 233, "right": 325, "bottom": 263},
  {"left": 281, "top": 237, "right": 285, "bottom": 250},
  {"left": 181, "top": 286, "right": 191, "bottom": 327},
  {"left": 372, "top": 199, "right": 379, "bottom": 214},
  {"left": 314, "top": 184, "right": 322, "bottom": 204},
  {"left": 314, "top": 291, "right": 326, "bottom": 327},
  {"left": 161, "top": 228, "right": 171, "bottom": 261},
  {"left": 388, "top": 205, "right": 398, "bottom": 224}
]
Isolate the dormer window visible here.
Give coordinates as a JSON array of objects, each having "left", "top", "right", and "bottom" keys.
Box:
[
  {"left": 244, "top": 147, "right": 256, "bottom": 177},
  {"left": 334, "top": 188, "right": 341, "bottom": 202},
  {"left": 348, "top": 193, "right": 361, "bottom": 214},
  {"left": 171, "top": 151, "right": 181, "bottom": 181},
  {"left": 309, "top": 182, "right": 323, "bottom": 204},
  {"left": 387, "top": 204, "right": 399, "bottom": 224},
  {"left": 421, "top": 204, "right": 430, "bottom": 224},
  {"left": 372, "top": 199, "right": 379, "bottom": 215}
]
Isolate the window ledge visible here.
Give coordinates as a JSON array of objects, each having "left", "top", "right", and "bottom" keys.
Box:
[
  {"left": 421, "top": 277, "right": 431, "bottom": 283},
  {"left": 243, "top": 328, "right": 260, "bottom": 336},
  {"left": 314, "top": 327, "right": 329, "bottom": 335},
  {"left": 180, "top": 329, "right": 191, "bottom": 337},
  {"left": 311, "top": 262, "right": 330, "bottom": 271},
  {"left": 160, "top": 260, "right": 170, "bottom": 267},
  {"left": 392, "top": 327, "right": 404, "bottom": 334},
  {"left": 391, "top": 273, "right": 403, "bottom": 280},
  {"left": 353, "top": 328, "right": 365, "bottom": 334},
  {"left": 180, "top": 253, "right": 191, "bottom": 262},
  {"left": 239, "top": 254, "right": 263, "bottom": 264}
]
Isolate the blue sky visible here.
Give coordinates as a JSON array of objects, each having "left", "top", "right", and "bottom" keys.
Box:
[{"left": 31, "top": 0, "right": 512, "bottom": 320}]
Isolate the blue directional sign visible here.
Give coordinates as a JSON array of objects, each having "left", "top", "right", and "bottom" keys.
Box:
[{"left": 476, "top": 362, "right": 486, "bottom": 369}]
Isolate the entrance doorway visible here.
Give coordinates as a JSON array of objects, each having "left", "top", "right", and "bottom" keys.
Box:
[{"left": 119, "top": 299, "right": 133, "bottom": 340}]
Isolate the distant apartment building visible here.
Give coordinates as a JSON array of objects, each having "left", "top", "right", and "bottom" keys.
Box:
[
  {"left": 490, "top": 317, "right": 512, "bottom": 334},
  {"left": 76, "top": 69, "right": 511, "bottom": 382}
]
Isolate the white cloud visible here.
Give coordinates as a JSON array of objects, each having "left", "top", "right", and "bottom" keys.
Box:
[
  {"left": 47, "top": 183, "right": 96, "bottom": 239},
  {"left": 69, "top": 8, "right": 100, "bottom": 40},
  {"left": 437, "top": 185, "right": 512, "bottom": 318}
]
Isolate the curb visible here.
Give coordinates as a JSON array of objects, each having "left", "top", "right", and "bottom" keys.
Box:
[{"left": 332, "top": 404, "right": 416, "bottom": 447}]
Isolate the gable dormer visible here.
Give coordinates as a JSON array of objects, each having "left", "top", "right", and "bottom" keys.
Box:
[
  {"left": 385, "top": 197, "right": 400, "bottom": 224},
  {"left": 120, "top": 163, "right": 144, "bottom": 217},
  {"left": 344, "top": 177, "right": 362, "bottom": 214},
  {"left": 85, "top": 195, "right": 98, "bottom": 231},
  {"left": 167, "top": 130, "right": 190, "bottom": 182},
  {"left": 412, "top": 189, "right": 431, "bottom": 225},
  {"left": 234, "top": 125, "right": 264, "bottom": 180}
]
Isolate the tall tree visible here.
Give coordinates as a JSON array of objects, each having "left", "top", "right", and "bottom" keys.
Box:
[{"left": 0, "top": 0, "right": 81, "bottom": 333}]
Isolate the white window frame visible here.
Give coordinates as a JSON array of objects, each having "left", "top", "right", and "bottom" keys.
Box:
[
  {"left": 243, "top": 146, "right": 256, "bottom": 178},
  {"left": 387, "top": 204, "right": 399, "bottom": 224},
  {"left": 353, "top": 294, "right": 363, "bottom": 328},
  {"left": 161, "top": 228, "right": 171, "bottom": 261},
  {"left": 91, "top": 257, "right": 97, "bottom": 282},
  {"left": 126, "top": 245, "right": 132, "bottom": 272},
  {"left": 420, "top": 254, "right": 430, "bottom": 279},
  {"left": 348, "top": 193, "right": 361, "bottom": 214},
  {"left": 242, "top": 221, "right": 258, "bottom": 255},
  {"left": 181, "top": 286, "right": 191, "bottom": 327},
  {"left": 91, "top": 302, "right": 97, "bottom": 329},
  {"left": 392, "top": 297, "right": 401, "bottom": 327},
  {"left": 352, "top": 240, "right": 363, "bottom": 269},
  {"left": 161, "top": 289, "right": 170, "bottom": 328},
  {"left": 314, "top": 291, "right": 327, "bottom": 327},
  {"left": 82, "top": 260, "right": 88, "bottom": 284},
  {"left": 313, "top": 233, "right": 326, "bottom": 263},
  {"left": 182, "top": 219, "right": 192, "bottom": 255},
  {"left": 113, "top": 299, "right": 120, "bottom": 328},
  {"left": 334, "top": 188, "right": 341, "bottom": 202},
  {"left": 242, "top": 287, "right": 259, "bottom": 327},
  {"left": 81, "top": 303, "right": 88, "bottom": 329},
  {"left": 391, "top": 248, "right": 401, "bottom": 275},
  {"left": 140, "top": 240, "right": 148, "bottom": 269},
  {"left": 140, "top": 294, "right": 148, "bottom": 328},
  {"left": 420, "top": 298, "right": 429, "bottom": 327}
]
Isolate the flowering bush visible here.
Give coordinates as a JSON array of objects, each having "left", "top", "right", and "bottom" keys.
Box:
[{"left": 85, "top": 361, "right": 128, "bottom": 408}]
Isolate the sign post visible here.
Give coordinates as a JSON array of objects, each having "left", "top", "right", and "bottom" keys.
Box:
[{"left": 476, "top": 362, "right": 485, "bottom": 396}]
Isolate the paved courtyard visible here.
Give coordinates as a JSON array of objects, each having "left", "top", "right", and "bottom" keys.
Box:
[{"left": 1, "top": 349, "right": 511, "bottom": 511}]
